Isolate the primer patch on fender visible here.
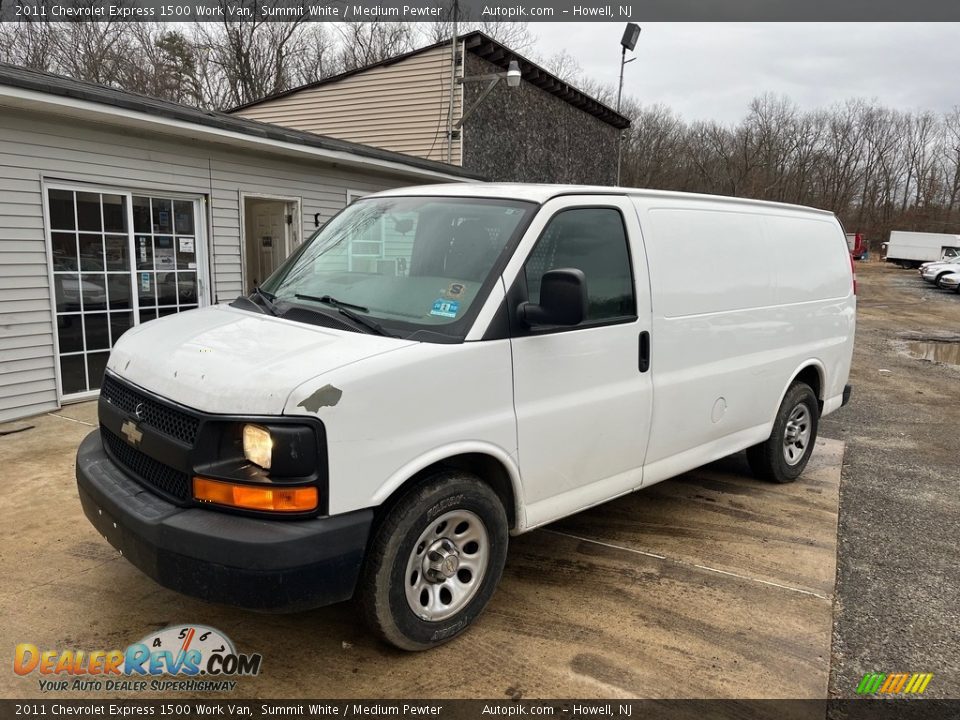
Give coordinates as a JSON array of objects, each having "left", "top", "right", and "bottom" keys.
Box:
[{"left": 297, "top": 384, "right": 343, "bottom": 412}]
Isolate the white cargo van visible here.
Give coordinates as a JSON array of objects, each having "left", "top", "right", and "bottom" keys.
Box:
[{"left": 76, "top": 184, "right": 855, "bottom": 650}]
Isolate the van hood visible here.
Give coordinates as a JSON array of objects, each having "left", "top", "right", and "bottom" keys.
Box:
[{"left": 106, "top": 305, "right": 416, "bottom": 415}]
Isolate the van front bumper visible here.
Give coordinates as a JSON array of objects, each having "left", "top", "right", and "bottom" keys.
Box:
[{"left": 76, "top": 430, "right": 372, "bottom": 612}]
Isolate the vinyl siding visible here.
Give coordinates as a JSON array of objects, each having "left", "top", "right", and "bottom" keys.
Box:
[
  {"left": 235, "top": 45, "right": 463, "bottom": 165},
  {"left": 0, "top": 107, "right": 436, "bottom": 422}
]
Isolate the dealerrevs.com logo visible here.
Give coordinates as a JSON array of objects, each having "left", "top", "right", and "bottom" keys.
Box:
[{"left": 14, "top": 625, "right": 262, "bottom": 693}]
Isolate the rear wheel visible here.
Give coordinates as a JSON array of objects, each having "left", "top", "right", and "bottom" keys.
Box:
[
  {"left": 747, "top": 382, "right": 819, "bottom": 483},
  {"left": 358, "top": 472, "right": 508, "bottom": 651}
]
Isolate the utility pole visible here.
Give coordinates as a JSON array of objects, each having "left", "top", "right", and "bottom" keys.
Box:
[
  {"left": 616, "top": 23, "right": 640, "bottom": 186},
  {"left": 446, "top": 0, "right": 459, "bottom": 165}
]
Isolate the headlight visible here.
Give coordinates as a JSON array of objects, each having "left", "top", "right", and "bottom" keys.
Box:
[{"left": 243, "top": 424, "right": 273, "bottom": 469}]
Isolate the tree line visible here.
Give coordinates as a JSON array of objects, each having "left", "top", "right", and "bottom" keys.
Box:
[
  {"left": 618, "top": 96, "right": 960, "bottom": 250},
  {"left": 2, "top": 20, "right": 957, "bottom": 248}
]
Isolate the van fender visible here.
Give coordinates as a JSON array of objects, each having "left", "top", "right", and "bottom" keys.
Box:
[
  {"left": 369, "top": 441, "right": 526, "bottom": 532},
  {"left": 772, "top": 359, "right": 826, "bottom": 424}
]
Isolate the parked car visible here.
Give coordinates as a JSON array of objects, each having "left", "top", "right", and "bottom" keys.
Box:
[
  {"left": 920, "top": 247, "right": 960, "bottom": 270},
  {"left": 921, "top": 261, "right": 960, "bottom": 284},
  {"left": 937, "top": 271, "right": 960, "bottom": 293},
  {"left": 75, "top": 184, "right": 856, "bottom": 650}
]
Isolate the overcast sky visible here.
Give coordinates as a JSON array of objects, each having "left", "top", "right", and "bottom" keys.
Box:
[{"left": 531, "top": 23, "right": 960, "bottom": 123}]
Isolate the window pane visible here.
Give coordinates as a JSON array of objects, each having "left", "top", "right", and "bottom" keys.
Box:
[
  {"left": 174, "top": 200, "right": 194, "bottom": 234},
  {"left": 87, "top": 352, "right": 110, "bottom": 391},
  {"left": 105, "top": 234, "right": 130, "bottom": 271},
  {"left": 54, "top": 274, "right": 80, "bottom": 313},
  {"left": 84, "top": 312, "right": 110, "bottom": 350},
  {"left": 107, "top": 274, "right": 132, "bottom": 309},
  {"left": 102, "top": 194, "right": 127, "bottom": 233},
  {"left": 110, "top": 312, "right": 133, "bottom": 343},
  {"left": 135, "top": 235, "right": 153, "bottom": 270},
  {"left": 525, "top": 208, "right": 635, "bottom": 322},
  {"left": 139, "top": 309, "right": 157, "bottom": 324},
  {"left": 81, "top": 273, "right": 107, "bottom": 310},
  {"left": 177, "top": 272, "right": 197, "bottom": 304},
  {"left": 133, "top": 196, "right": 151, "bottom": 233},
  {"left": 78, "top": 235, "right": 104, "bottom": 271},
  {"left": 157, "top": 272, "right": 177, "bottom": 306},
  {"left": 60, "top": 354, "right": 87, "bottom": 395},
  {"left": 138, "top": 272, "right": 156, "bottom": 308},
  {"left": 51, "top": 232, "right": 78, "bottom": 271},
  {"left": 154, "top": 236, "right": 175, "bottom": 271},
  {"left": 57, "top": 315, "right": 84, "bottom": 354},
  {"left": 152, "top": 199, "right": 172, "bottom": 234},
  {"left": 158, "top": 307, "right": 178, "bottom": 318},
  {"left": 76, "top": 192, "right": 102, "bottom": 232},
  {"left": 176, "top": 236, "right": 196, "bottom": 269},
  {"left": 48, "top": 190, "right": 75, "bottom": 230}
]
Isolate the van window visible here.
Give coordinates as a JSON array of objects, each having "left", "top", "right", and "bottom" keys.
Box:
[
  {"left": 524, "top": 208, "right": 636, "bottom": 323},
  {"left": 261, "top": 196, "right": 534, "bottom": 338}
]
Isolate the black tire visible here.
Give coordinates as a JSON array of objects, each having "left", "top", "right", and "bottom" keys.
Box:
[
  {"left": 358, "top": 472, "right": 509, "bottom": 651},
  {"left": 747, "top": 382, "right": 820, "bottom": 484}
]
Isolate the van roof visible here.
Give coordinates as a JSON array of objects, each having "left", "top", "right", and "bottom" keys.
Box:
[{"left": 372, "top": 183, "right": 836, "bottom": 216}]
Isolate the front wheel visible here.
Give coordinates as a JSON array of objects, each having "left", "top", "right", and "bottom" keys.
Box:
[
  {"left": 358, "top": 472, "right": 508, "bottom": 651},
  {"left": 747, "top": 382, "right": 819, "bottom": 483}
]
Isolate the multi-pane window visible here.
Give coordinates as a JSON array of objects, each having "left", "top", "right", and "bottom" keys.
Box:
[
  {"left": 47, "top": 188, "right": 202, "bottom": 397},
  {"left": 132, "top": 196, "right": 199, "bottom": 323}
]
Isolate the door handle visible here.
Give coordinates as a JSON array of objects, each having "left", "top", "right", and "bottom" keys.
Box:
[{"left": 639, "top": 331, "right": 650, "bottom": 373}]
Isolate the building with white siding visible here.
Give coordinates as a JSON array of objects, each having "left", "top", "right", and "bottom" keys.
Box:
[
  {"left": 0, "top": 63, "right": 475, "bottom": 423},
  {"left": 232, "top": 32, "right": 630, "bottom": 185}
]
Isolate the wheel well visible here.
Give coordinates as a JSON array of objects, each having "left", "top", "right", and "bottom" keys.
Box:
[
  {"left": 373, "top": 453, "right": 518, "bottom": 531},
  {"left": 794, "top": 365, "right": 823, "bottom": 412}
]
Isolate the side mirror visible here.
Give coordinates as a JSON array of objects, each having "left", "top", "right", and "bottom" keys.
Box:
[{"left": 519, "top": 268, "right": 587, "bottom": 327}]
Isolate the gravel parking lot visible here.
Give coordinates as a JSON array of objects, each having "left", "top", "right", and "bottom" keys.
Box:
[{"left": 822, "top": 262, "right": 960, "bottom": 699}]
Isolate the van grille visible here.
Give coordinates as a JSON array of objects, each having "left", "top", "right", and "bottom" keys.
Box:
[
  {"left": 101, "top": 425, "right": 190, "bottom": 501},
  {"left": 100, "top": 374, "right": 199, "bottom": 445}
]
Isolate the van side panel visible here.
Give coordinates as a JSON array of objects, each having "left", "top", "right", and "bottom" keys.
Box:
[{"left": 632, "top": 197, "right": 854, "bottom": 485}]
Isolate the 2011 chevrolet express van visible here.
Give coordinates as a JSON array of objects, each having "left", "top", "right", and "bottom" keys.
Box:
[{"left": 76, "top": 184, "right": 855, "bottom": 650}]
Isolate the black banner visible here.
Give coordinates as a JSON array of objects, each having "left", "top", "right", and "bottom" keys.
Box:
[
  {"left": 4, "top": 0, "right": 960, "bottom": 22},
  {"left": 0, "top": 700, "right": 957, "bottom": 720}
]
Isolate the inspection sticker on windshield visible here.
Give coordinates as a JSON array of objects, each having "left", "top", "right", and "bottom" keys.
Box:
[{"left": 430, "top": 299, "right": 460, "bottom": 318}]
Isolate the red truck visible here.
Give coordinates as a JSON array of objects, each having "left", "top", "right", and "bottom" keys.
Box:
[{"left": 846, "top": 232, "right": 867, "bottom": 260}]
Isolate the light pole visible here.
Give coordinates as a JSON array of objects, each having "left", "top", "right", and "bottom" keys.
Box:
[{"left": 616, "top": 23, "right": 640, "bottom": 186}]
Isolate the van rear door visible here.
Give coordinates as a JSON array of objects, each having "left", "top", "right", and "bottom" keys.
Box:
[{"left": 504, "top": 196, "right": 653, "bottom": 528}]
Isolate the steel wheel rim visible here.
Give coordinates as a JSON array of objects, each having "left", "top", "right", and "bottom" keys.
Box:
[
  {"left": 404, "top": 509, "right": 490, "bottom": 622},
  {"left": 782, "top": 403, "right": 812, "bottom": 466}
]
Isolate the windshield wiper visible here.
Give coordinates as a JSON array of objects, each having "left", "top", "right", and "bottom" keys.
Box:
[
  {"left": 251, "top": 286, "right": 280, "bottom": 316},
  {"left": 293, "top": 293, "right": 395, "bottom": 337},
  {"left": 295, "top": 293, "right": 368, "bottom": 312}
]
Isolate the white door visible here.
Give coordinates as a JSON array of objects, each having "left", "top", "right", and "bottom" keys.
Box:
[
  {"left": 508, "top": 197, "right": 653, "bottom": 528},
  {"left": 252, "top": 202, "right": 288, "bottom": 284}
]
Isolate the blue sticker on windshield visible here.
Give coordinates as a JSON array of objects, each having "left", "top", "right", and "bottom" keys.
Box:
[{"left": 430, "top": 299, "right": 460, "bottom": 318}]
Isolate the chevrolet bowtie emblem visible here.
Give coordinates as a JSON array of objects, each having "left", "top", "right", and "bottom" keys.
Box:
[{"left": 120, "top": 419, "right": 143, "bottom": 447}]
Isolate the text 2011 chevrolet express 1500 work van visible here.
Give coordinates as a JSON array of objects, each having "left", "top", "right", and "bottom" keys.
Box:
[{"left": 76, "top": 184, "right": 855, "bottom": 650}]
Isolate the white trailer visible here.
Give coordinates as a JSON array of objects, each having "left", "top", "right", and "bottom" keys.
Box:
[{"left": 883, "top": 231, "right": 960, "bottom": 268}]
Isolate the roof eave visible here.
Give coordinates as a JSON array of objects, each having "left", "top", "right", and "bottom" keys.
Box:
[{"left": 0, "top": 82, "right": 476, "bottom": 183}]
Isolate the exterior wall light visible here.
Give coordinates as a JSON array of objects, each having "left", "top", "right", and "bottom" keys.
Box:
[{"left": 454, "top": 58, "right": 523, "bottom": 130}]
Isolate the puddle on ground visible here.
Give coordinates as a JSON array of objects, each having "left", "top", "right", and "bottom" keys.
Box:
[{"left": 906, "top": 340, "right": 960, "bottom": 367}]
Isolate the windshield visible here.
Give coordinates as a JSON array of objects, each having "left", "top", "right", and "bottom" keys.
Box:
[{"left": 259, "top": 196, "right": 535, "bottom": 340}]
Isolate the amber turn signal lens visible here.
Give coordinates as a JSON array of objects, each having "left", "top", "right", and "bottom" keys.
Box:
[{"left": 193, "top": 477, "right": 318, "bottom": 512}]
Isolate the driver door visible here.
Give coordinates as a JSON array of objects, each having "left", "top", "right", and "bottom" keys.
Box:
[{"left": 506, "top": 196, "right": 653, "bottom": 528}]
